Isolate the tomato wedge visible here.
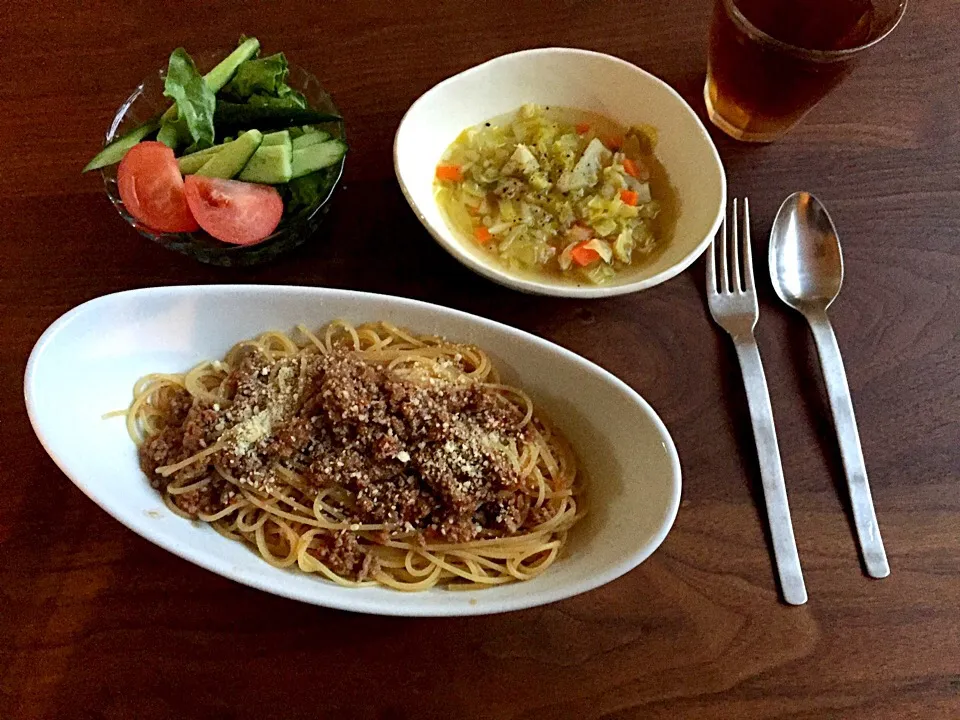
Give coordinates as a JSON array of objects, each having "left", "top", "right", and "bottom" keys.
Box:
[
  {"left": 117, "top": 141, "right": 199, "bottom": 233},
  {"left": 183, "top": 176, "right": 284, "bottom": 246}
]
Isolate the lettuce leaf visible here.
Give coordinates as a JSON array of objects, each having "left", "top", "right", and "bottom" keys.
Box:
[
  {"left": 221, "top": 52, "right": 290, "bottom": 99},
  {"left": 275, "top": 82, "right": 308, "bottom": 108},
  {"left": 285, "top": 167, "right": 337, "bottom": 213},
  {"left": 245, "top": 89, "right": 307, "bottom": 111},
  {"left": 162, "top": 48, "right": 216, "bottom": 151},
  {"left": 219, "top": 51, "right": 308, "bottom": 116}
]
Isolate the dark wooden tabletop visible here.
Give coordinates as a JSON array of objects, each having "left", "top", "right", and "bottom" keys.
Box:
[{"left": 2, "top": 1, "right": 959, "bottom": 718}]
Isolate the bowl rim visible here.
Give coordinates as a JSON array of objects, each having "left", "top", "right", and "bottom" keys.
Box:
[{"left": 394, "top": 47, "right": 727, "bottom": 298}]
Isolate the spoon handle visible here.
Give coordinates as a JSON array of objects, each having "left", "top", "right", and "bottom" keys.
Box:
[{"left": 806, "top": 312, "right": 890, "bottom": 578}]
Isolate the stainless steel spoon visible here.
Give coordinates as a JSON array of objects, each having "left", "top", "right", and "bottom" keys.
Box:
[{"left": 769, "top": 192, "right": 890, "bottom": 579}]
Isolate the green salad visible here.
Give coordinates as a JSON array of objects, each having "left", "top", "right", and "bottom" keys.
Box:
[
  {"left": 84, "top": 37, "right": 347, "bottom": 245},
  {"left": 435, "top": 104, "right": 673, "bottom": 284}
]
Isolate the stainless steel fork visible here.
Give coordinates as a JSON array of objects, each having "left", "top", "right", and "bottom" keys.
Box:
[{"left": 707, "top": 198, "right": 808, "bottom": 606}]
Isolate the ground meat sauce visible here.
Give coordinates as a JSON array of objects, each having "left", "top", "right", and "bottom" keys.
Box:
[{"left": 139, "top": 348, "right": 533, "bottom": 578}]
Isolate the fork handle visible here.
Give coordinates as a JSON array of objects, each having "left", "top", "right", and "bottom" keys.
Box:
[
  {"left": 734, "top": 339, "right": 808, "bottom": 605},
  {"left": 806, "top": 311, "right": 890, "bottom": 579}
]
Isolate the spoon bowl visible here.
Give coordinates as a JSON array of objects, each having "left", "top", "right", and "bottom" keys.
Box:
[{"left": 769, "top": 192, "right": 844, "bottom": 311}]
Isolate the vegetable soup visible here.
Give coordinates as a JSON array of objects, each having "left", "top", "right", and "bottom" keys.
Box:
[{"left": 434, "top": 104, "right": 678, "bottom": 285}]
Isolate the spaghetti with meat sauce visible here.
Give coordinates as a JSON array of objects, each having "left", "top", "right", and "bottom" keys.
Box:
[{"left": 125, "top": 320, "right": 582, "bottom": 590}]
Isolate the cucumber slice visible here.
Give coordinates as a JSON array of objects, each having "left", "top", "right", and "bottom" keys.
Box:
[
  {"left": 156, "top": 121, "right": 180, "bottom": 149},
  {"left": 204, "top": 37, "right": 261, "bottom": 93},
  {"left": 290, "top": 139, "right": 346, "bottom": 179},
  {"left": 82, "top": 117, "right": 161, "bottom": 172},
  {"left": 261, "top": 130, "right": 291, "bottom": 147},
  {"left": 213, "top": 102, "right": 341, "bottom": 133},
  {"left": 196, "top": 130, "right": 263, "bottom": 179},
  {"left": 178, "top": 143, "right": 225, "bottom": 174},
  {"left": 238, "top": 142, "right": 293, "bottom": 184},
  {"left": 291, "top": 131, "right": 330, "bottom": 151}
]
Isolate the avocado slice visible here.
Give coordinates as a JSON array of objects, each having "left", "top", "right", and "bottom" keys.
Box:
[
  {"left": 291, "top": 131, "right": 330, "bottom": 151},
  {"left": 261, "top": 130, "right": 291, "bottom": 147},
  {"left": 195, "top": 129, "right": 263, "bottom": 179},
  {"left": 290, "top": 138, "right": 347, "bottom": 179},
  {"left": 238, "top": 141, "right": 293, "bottom": 184}
]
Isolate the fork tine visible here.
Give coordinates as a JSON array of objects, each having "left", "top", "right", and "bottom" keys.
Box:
[
  {"left": 719, "top": 207, "right": 729, "bottom": 293},
  {"left": 742, "top": 197, "right": 755, "bottom": 291},
  {"left": 731, "top": 198, "right": 742, "bottom": 293}
]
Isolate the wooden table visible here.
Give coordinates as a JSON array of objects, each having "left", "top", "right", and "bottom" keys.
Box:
[{"left": 2, "top": 2, "right": 958, "bottom": 718}]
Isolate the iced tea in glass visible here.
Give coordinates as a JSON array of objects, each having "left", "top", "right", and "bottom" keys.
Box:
[{"left": 705, "top": 0, "right": 908, "bottom": 142}]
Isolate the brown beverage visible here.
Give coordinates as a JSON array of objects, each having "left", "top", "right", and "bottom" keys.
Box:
[{"left": 705, "top": 0, "right": 905, "bottom": 142}]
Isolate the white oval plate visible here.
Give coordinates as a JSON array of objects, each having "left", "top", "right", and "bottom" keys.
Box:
[
  {"left": 25, "top": 285, "right": 681, "bottom": 616},
  {"left": 395, "top": 47, "right": 726, "bottom": 298}
]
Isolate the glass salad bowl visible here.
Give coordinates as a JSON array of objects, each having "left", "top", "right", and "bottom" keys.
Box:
[{"left": 100, "top": 60, "right": 345, "bottom": 267}]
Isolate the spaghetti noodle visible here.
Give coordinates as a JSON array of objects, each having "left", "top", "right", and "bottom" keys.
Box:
[{"left": 124, "top": 321, "right": 582, "bottom": 590}]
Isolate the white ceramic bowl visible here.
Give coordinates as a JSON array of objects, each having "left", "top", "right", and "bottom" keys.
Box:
[
  {"left": 394, "top": 47, "right": 726, "bottom": 298},
  {"left": 25, "top": 285, "right": 681, "bottom": 616}
]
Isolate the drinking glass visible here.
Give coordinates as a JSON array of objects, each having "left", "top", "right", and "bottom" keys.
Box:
[{"left": 705, "top": 0, "right": 908, "bottom": 142}]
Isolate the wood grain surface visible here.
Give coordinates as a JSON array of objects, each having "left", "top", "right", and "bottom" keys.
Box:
[{"left": 2, "top": 1, "right": 959, "bottom": 718}]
